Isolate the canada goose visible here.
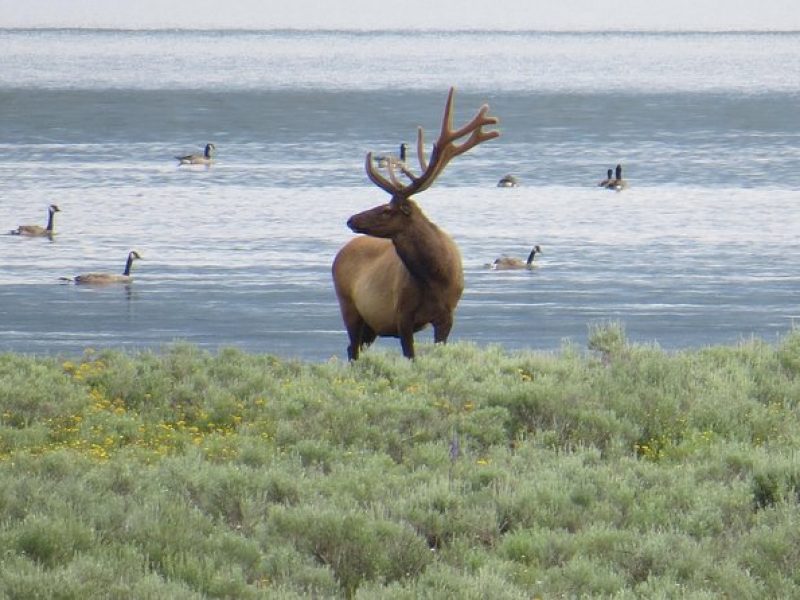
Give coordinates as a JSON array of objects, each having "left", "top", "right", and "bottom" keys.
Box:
[
  {"left": 606, "top": 164, "right": 628, "bottom": 190},
  {"left": 598, "top": 168, "right": 613, "bottom": 187},
  {"left": 10, "top": 204, "right": 60, "bottom": 237},
  {"left": 176, "top": 143, "right": 215, "bottom": 165},
  {"left": 374, "top": 143, "right": 408, "bottom": 168},
  {"left": 490, "top": 245, "right": 542, "bottom": 270},
  {"left": 62, "top": 251, "right": 143, "bottom": 285},
  {"left": 497, "top": 174, "right": 519, "bottom": 188}
]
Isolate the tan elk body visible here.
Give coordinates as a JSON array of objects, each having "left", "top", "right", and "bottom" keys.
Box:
[{"left": 332, "top": 88, "right": 499, "bottom": 359}]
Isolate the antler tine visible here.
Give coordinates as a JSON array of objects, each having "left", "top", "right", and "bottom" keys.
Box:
[
  {"left": 423, "top": 102, "right": 499, "bottom": 187},
  {"left": 439, "top": 86, "right": 457, "bottom": 143},
  {"left": 450, "top": 109, "right": 500, "bottom": 157},
  {"left": 364, "top": 87, "right": 499, "bottom": 200},
  {"left": 391, "top": 89, "right": 455, "bottom": 197},
  {"left": 365, "top": 152, "right": 401, "bottom": 195},
  {"left": 397, "top": 160, "right": 417, "bottom": 181},
  {"left": 386, "top": 159, "right": 404, "bottom": 188},
  {"left": 416, "top": 126, "right": 428, "bottom": 172},
  {"left": 449, "top": 104, "right": 498, "bottom": 143},
  {"left": 407, "top": 87, "right": 499, "bottom": 196}
]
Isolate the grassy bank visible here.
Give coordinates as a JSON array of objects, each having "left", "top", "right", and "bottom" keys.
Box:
[{"left": 1, "top": 324, "right": 800, "bottom": 598}]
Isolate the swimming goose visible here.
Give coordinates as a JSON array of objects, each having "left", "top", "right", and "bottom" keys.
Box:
[
  {"left": 373, "top": 143, "right": 408, "bottom": 168},
  {"left": 606, "top": 164, "right": 627, "bottom": 191},
  {"left": 176, "top": 143, "right": 215, "bottom": 165},
  {"left": 598, "top": 168, "right": 613, "bottom": 187},
  {"left": 497, "top": 174, "right": 519, "bottom": 188},
  {"left": 10, "top": 204, "right": 61, "bottom": 237},
  {"left": 63, "top": 251, "right": 143, "bottom": 285},
  {"left": 491, "top": 245, "right": 542, "bottom": 270}
]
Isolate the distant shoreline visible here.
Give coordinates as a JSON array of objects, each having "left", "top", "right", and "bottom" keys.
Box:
[{"left": 2, "top": 27, "right": 799, "bottom": 35}]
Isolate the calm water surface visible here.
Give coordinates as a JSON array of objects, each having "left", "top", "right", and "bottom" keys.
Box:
[{"left": 1, "top": 30, "right": 798, "bottom": 360}]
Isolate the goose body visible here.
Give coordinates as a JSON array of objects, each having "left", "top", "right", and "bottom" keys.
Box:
[
  {"left": 176, "top": 143, "right": 215, "bottom": 165},
  {"left": 490, "top": 245, "right": 542, "bottom": 270},
  {"left": 605, "top": 164, "right": 627, "bottom": 190},
  {"left": 373, "top": 143, "right": 408, "bottom": 168},
  {"left": 497, "top": 174, "right": 519, "bottom": 188},
  {"left": 66, "top": 251, "right": 143, "bottom": 285},
  {"left": 10, "top": 204, "right": 60, "bottom": 237}
]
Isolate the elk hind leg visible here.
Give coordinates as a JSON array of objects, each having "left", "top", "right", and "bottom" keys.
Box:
[
  {"left": 398, "top": 319, "right": 416, "bottom": 359},
  {"left": 399, "top": 333, "right": 415, "bottom": 359}
]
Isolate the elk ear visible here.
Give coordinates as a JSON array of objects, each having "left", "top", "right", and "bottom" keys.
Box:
[{"left": 399, "top": 199, "right": 412, "bottom": 216}]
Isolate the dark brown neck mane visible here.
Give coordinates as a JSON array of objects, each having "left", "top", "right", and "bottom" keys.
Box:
[{"left": 392, "top": 207, "right": 454, "bottom": 286}]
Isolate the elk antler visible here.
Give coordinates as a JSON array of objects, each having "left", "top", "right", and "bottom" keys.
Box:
[{"left": 365, "top": 87, "right": 499, "bottom": 199}]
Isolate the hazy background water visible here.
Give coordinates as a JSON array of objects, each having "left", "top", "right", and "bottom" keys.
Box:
[{"left": 1, "top": 29, "right": 798, "bottom": 360}]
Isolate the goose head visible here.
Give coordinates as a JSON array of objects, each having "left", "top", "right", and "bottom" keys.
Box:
[{"left": 118, "top": 250, "right": 143, "bottom": 277}]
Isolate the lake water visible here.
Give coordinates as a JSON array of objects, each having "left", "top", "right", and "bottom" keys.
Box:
[{"left": 1, "top": 29, "right": 798, "bottom": 360}]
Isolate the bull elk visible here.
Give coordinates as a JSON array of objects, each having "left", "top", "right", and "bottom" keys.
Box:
[{"left": 332, "top": 87, "right": 499, "bottom": 359}]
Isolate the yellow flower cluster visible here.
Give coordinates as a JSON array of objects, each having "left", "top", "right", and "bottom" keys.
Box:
[
  {"left": 633, "top": 440, "right": 664, "bottom": 462},
  {"left": 0, "top": 360, "right": 258, "bottom": 464},
  {"left": 634, "top": 428, "right": 717, "bottom": 462},
  {"left": 517, "top": 368, "right": 534, "bottom": 382},
  {"left": 62, "top": 358, "right": 107, "bottom": 381},
  {"left": 432, "top": 399, "right": 477, "bottom": 415}
]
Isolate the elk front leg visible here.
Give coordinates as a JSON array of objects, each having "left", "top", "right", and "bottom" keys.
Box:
[
  {"left": 347, "top": 327, "right": 362, "bottom": 361},
  {"left": 341, "top": 304, "right": 367, "bottom": 361},
  {"left": 432, "top": 314, "right": 453, "bottom": 345}
]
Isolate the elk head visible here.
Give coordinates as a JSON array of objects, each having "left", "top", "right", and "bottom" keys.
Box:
[
  {"left": 332, "top": 87, "right": 499, "bottom": 359},
  {"left": 346, "top": 196, "right": 419, "bottom": 239}
]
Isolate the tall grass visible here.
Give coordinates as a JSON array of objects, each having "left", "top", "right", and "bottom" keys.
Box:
[{"left": 1, "top": 324, "right": 799, "bottom": 598}]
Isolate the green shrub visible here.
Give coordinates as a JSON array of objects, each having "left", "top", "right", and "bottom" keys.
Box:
[
  {"left": 270, "top": 505, "right": 431, "bottom": 597},
  {"left": 2, "top": 330, "right": 800, "bottom": 597},
  {"left": 14, "top": 515, "right": 94, "bottom": 568}
]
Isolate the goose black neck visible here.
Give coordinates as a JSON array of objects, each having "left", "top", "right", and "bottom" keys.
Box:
[
  {"left": 526, "top": 248, "right": 537, "bottom": 265},
  {"left": 123, "top": 255, "right": 134, "bottom": 276},
  {"left": 46, "top": 210, "right": 55, "bottom": 232}
]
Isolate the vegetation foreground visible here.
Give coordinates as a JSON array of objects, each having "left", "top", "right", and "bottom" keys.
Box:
[{"left": 1, "top": 325, "right": 800, "bottom": 599}]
